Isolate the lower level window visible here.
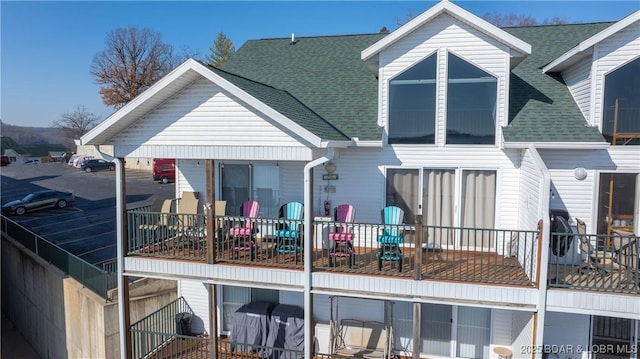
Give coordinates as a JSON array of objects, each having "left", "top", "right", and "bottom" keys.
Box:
[{"left": 221, "top": 285, "right": 278, "bottom": 332}]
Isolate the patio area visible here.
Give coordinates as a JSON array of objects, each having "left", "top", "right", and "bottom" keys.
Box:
[{"left": 126, "top": 209, "right": 538, "bottom": 286}]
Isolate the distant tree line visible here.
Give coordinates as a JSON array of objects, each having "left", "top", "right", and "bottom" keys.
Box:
[{"left": 1, "top": 121, "right": 74, "bottom": 149}]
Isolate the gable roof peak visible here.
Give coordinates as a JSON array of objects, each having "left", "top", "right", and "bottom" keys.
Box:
[{"left": 361, "top": 0, "right": 531, "bottom": 62}]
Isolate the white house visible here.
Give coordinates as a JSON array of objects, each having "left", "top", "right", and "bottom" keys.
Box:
[{"left": 81, "top": 2, "right": 640, "bottom": 358}]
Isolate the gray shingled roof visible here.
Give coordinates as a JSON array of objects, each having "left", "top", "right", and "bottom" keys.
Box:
[
  {"left": 222, "top": 23, "right": 616, "bottom": 143},
  {"left": 503, "top": 23, "right": 612, "bottom": 143},
  {"left": 204, "top": 64, "right": 350, "bottom": 141},
  {"left": 222, "top": 34, "right": 386, "bottom": 141}
]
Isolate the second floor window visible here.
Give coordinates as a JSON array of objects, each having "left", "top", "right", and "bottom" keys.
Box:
[
  {"left": 446, "top": 53, "right": 497, "bottom": 144},
  {"left": 388, "top": 54, "right": 437, "bottom": 144},
  {"left": 603, "top": 56, "right": 640, "bottom": 145}
]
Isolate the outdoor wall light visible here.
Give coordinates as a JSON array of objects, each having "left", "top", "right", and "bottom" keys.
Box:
[
  {"left": 574, "top": 167, "right": 587, "bottom": 180},
  {"left": 324, "top": 162, "right": 336, "bottom": 173}
]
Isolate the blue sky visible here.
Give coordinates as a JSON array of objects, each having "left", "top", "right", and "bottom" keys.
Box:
[{"left": 2, "top": 1, "right": 638, "bottom": 128}]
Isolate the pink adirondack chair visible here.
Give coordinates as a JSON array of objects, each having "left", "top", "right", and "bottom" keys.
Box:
[
  {"left": 230, "top": 200, "right": 260, "bottom": 260},
  {"left": 328, "top": 204, "right": 356, "bottom": 268}
]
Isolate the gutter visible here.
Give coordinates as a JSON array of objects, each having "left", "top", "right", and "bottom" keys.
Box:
[
  {"left": 504, "top": 141, "right": 610, "bottom": 150},
  {"left": 114, "top": 157, "right": 128, "bottom": 359},
  {"left": 303, "top": 147, "right": 335, "bottom": 359},
  {"left": 320, "top": 138, "right": 383, "bottom": 148}
]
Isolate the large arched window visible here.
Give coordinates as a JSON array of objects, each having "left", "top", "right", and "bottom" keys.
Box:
[
  {"left": 446, "top": 53, "right": 497, "bottom": 144},
  {"left": 388, "top": 54, "right": 437, "bottom": 144},
  {"left": 603, "top": 57, "right": 640, "bottom": 145}
]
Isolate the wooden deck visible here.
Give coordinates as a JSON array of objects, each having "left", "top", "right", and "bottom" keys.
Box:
[
  {"left": 548, "top": 263, "right": 639, "bottom": 293},
  {"left": 132, "top": 235, "right": 533, "bottom": 286}
]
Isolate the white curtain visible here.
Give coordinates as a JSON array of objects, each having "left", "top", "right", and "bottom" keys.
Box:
[
  {"left": 423, "top": 169, "right": 455, "bottom": 245},
  {"left": 456, "top": 306, "right": 491, "bottom": 359},
  {"left": 461, "top": 170, "right": 496, "bottom": 248},
  {"left": 386, "top": 169, "right": 419, "bottom": 223}
]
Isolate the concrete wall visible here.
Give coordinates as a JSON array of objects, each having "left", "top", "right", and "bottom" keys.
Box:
[{"left": 2, "top": 236, "right": 177, "bottom": 359}]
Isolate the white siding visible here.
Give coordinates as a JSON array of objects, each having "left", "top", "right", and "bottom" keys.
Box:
[
  {"left": 563, "top": 56, "right": 593, "bottom": 120},
  {"left": 179, "top": 280, "right": 210, "bottom": 334},
  {"left": 492, "top": 309, "right": 512, "bottom": 346},
  {"left": 539, "top": 148, "right": 640, "bottom": 231},
  {"left": 177, "top": 159, "right": 207, "bottom": 201},
  {"left": 112, "top": 78, "right": 308, "bottom": 148},
  {"left": 320, "top": 146, "right": 522, "bottom": 227},
  {"left": 547, "top": 289, "right": 640, "bottom": 319},
  {"left": 511, "top": 311, "right": 533, "bottom": 357},
  {"left": 591, "top": 22, "right": 640, "bottom": 128},
  {"left": 543, "top": 311, "right": 591, "bottom": 359},
  {"left": 278, "top": 161, "right": 305, "bottom": 205},
  {"left": 378, "top": 13, "right": 510, "bottom": 140}
]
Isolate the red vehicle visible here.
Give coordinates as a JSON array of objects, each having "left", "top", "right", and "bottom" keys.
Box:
[
  {"left": 152, "top": 158, "right": 175, "bottom": 184},
  {"left": 1, "top": 156, "right": 10, "bottom": 166}
]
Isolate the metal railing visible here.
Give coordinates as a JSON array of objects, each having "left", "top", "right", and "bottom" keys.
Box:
[
  {"left": 126, "top": 208, "right": 539, "bottom": 284},
  {"left": 127, "top": 208, "right": 207, "bottom": 260},
  {"left": 1, "top": 215, "right": 114, "bottom": 299},
  {"left": 548, "top": 230, "right": 639, "bottom": 294},
  {"left": 130, "top": 296, "right": 200, "bottom": 358}
]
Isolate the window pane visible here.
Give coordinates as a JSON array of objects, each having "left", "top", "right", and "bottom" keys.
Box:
[
  {"left": 597, "top": 173, "right": 638, "bottom": 236},
  {"left": 603, "top": 57, "right": 640, "bottom": 145},
  {"left": 253, "top": 164, "right": 280, "bottom": 218},
  {"left": 251, "top": 288, "right": 279, "bottom": 304},
  {"left": 447, "top": 54, "right": 497, "bottom": 144},
  {"left": 221, "top": 164, "right": 250, "bottom": 216},
  {"left": 222, "top": 285, "right": 250, "bottom": 331},
  {"left": 593, "top": 316, "right": 633, "bottom": 359},
  {"left": 456, "top": 306, "right": 491, "bottom": 359},
  {"left": 386, "top": 169, "right": 419, "bottom": 223},
  {"left": 389, "top": 55, "right": 437, "bottom": 144},
  {"left": 421, "top": 303, "right": 452, "bottom": 356}
]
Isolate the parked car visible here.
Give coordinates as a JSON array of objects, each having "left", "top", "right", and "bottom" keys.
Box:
[
  {"left": 0, "top": 156, "right": 10, "bottom": 166},
  {"left": 152, "top": 158, "right": 176, "bottom": 184},
  {"left": 73, "top": 155, "right": 94, "bottom": 168},
  {"left": 22, "top": 159, "right": 40, "bottom": 165},
  {"left": 67, "top": 154, "right": 81, "bottom": 166},
  {"left": 81, "top": 159, "right": 115, "bottom": 172},
  {"left": 2, "top": 190, "right": 75, "bottom": 216}
]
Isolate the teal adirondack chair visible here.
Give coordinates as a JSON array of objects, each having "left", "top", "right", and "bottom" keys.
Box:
[
  {"left": 276, "top": 202, "right": 304, "bottom": 255},
  {"left": 377, "top": 206, "right": 405, "bottom": 272}
]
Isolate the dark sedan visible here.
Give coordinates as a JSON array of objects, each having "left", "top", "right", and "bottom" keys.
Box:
[
  {"left": 81, "top": 159, "right": 115, "bottom": 173},
  {"left": 2, "top": 190, "right": 75, "bottom": 216}
]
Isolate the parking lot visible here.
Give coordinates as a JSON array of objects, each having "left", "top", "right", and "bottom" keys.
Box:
[{"left": 1, "top": 162, "right": 175, "bottom": 266}]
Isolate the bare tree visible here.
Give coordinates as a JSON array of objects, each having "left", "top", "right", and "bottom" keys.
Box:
[
  {"left": 206, "top": 32, "right": 235, "bottom": 67},
  {"left": 53, "top": 105, "right": 100, "bottom": 139},
  {"left": 91, "top": 27, "right": 177, "bottom": 109},
  {"left": 395, "top": 9, "right": 567, "bottom": 29},
  {"left": 482, "top": 12, "right": 567, "bottom": 26}
]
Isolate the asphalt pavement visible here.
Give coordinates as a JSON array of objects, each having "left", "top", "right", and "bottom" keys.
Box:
[
  {"left": 1, "top": 162, "right": 175, "bottom": 266},
  {"left": 1, "top": 162, "right": 175, "bottom": 358}
]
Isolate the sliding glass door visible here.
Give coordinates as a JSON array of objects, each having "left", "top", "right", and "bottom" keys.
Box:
[
  {"left": 221, "top": 163, "right": 280, "bottom": 217},
  {"left": 386, "top": 168, "right": 496, "bottom": 248}
]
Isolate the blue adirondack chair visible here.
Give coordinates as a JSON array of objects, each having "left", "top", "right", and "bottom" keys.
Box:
[
  {"left": 377, "top": 206, "right": 405, "bottom": 272},
  {"left": 276, "top": 202, "right": 304, "bottom": 255}
]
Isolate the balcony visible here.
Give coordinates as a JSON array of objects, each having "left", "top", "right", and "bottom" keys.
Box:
[
  {"left": 548, "top": 229, "right": 639, "bottom": 295},
  {"left": 126, "top": 207, "right": 539, "bottom": 286}
]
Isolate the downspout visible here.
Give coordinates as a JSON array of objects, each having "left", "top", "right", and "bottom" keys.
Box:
[
  {"left": 303, "top": 147, "right": 335, "bottom": 359},
  {"left": 114, "top": 157, "right": 128, "bottom": 359},
  {"left": 528, "top": 144, "right": 551, "bottom": 359}
]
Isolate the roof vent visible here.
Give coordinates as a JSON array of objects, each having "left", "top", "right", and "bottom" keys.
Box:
[{"left": 291, "top": 33, "right": 296, "bottom": 44}]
